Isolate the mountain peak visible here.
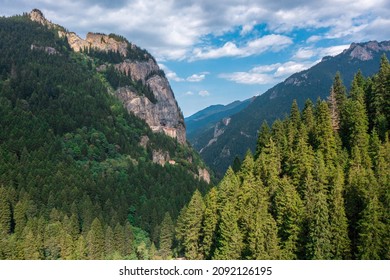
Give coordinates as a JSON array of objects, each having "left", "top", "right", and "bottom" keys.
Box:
[
  {"left": 29, "top": 9, "right": 50, "bottom": 26},
  {"left": 26, "top": 8, "right": 186, "bottom": 145},
  {"left": 347, "top": 40, "right": 390, "bottom": 61}
]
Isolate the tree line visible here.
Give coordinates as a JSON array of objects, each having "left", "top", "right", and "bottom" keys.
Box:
[{"left": 173, "top": 57, "right": 390, "bottom": 260}]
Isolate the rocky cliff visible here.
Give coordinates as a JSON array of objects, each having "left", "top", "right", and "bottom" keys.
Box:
[{"left": 29, "top": 9, "right": 186, "bottom": 145}]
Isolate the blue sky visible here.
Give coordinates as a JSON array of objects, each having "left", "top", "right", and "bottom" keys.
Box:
[{"left": 2, "top": 0, "right": 390, "bottom": 116}]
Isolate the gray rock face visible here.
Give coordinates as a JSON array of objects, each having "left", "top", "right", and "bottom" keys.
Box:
[
  {"left": 29, "top": 9, "right": 186, "bottom": 145},
  {"left": 348, "top": 41, "right": 390, "bottom": 61},
  {"left": 114, "top": 66, "right": 186, "bottom": 145}
]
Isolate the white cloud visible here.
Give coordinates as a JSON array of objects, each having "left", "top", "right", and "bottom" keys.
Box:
[
  {"left": 220, "top": 72, "right": 275, "bottom": 85},
  {"left": 158, "top": 64, "right": 184, "bottom": 82},
  {"left": 307, "top": 35, "right": 322, "bottom": 43},
  {"left": 198, "top": 90, "right": 210, "bottom": 97},
  {"left": 220, "top": 60, "right": 315, "bottom": 85},
  {"left": 184, "top": 91, "right": 194, "bottom": 96},
  {"left": 159, "top": 64, "right": 208, "bottom": 83},
  {"left": 293, "top": 48, "right": 316, "bottom": 60},
  {"left": 291, "top": 44, "right": 350, "bottom": 63},
  {"left": 192, "top": 34, "right": 292, "bottom": 60},
  {"left": 318, "top": 45, "right": 350, "bottom": 57},
  {"left": 1, "top": 0, "right": 389, "bottom": 60},
  {"left": 274, "top": 61, "right": 312, "bottom": 77},
  {"left": 186, "top": 73, "right": 208, "bottom": 82}
]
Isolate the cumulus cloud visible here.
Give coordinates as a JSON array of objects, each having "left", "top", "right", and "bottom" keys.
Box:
[
  {"left": 198, "top": 90, "right": 210, "bottom": 97},
  {"left": 186, "top": 73, "right": 208, "bottom": 82},
  {"left": 1, "top": 0, "right": 389, "bottom": 60},
  {"left": 293, "top": 44, "right": 350, "bottom": 61},
  {"left": 192, "top": 34, "right": 292, "bottom": 60},
  {"left": 220, "top": 60, "right": 315, "bottom": 85},
  {"left": 159, "top": 64, "right": 208, "bottom": 83}
]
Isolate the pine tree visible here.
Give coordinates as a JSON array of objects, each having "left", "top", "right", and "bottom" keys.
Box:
[
  {"left": 371, "top": 54, "right": 390, "bottom": 138},
  {"left": 201, "top": 187, "right": 218, "bottom": 259},
  {"left": 255, "top": 138, "right": 281, "bottom": 198},
  {"left": 159, "top": 212, "right": 174, "bottom": 259},
  {"left": 0, "top": 186, "right": 12, "bottom": 235},
  {"left": 113, "top": 223, "right": 125, "bottom": 257},
  {"left": 287, "top": 100, "right": 301, "bottom": 147},
  {"left": 333, "top": 71, "right": 347, "bottom": 109},
  {"left": 213, "top": 201, "right": 243, "bottom": 259},
  {"left": 255, "top": 121, "right": 271, "bottom": 159},
  {"left": 22, "top": 229, "right": 41, "bottom": 259},
  {"left": 273, "top": 177, "right": 303, "bottom": 259},
  {"left": 345, "top": 148, "right": 378, "bottom": 257},
  {"left": 74, "top": 235, "right": 87, "bottom": 259},
  {"left": 327, "top": 86, "right": 340, "bottom": 131},
  {"left": 356, "top": 195, "right": 384, "bottom": 259},
  {"left": 302, "top": 99, "right": 316, "bottom": 146},
  {"left": 179, "top": 190, "right": 205, "bottom": 260},
  {"left": 306, "top": 191, "right": 332, "bottom": 259},
  {"left": 328, "top": 166, "right": 351, "bottom": 259},
  {"left": 123, "top": 221, "right": 134, "bottom": 257},
  {"left": 105, "top": 226, "right": 114, "bottom": 258},
  {"left": 86, "top": 218, "right": 105, "bottom": 259},
  {"left": 314, "top": 101, "right": 337, "bottom": 163},
  {"left": 44, "top": 221, "right": 63, "bottom": 260}
]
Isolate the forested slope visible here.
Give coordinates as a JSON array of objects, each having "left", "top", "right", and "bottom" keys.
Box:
[
  {"left": 0, "top": 14, "right": 209, "bottom": 259},
  {"left": 174, "top": 59, "right": 390, "bottom": 260}
]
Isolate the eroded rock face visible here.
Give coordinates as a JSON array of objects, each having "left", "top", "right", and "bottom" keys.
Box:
[
  {"left": 114, "top": 59, "right": 186, "bottom": 145},
  {"left": 115, "top": 73, "right": 186, "bottom": 145},
  {"left": 152, "top": 150, "right": 170, "bottom": 166},
  {"left": 197, "top": 168, "right": 211, "bottom": 184},
  {"left": 29, "top": 9, "right": 186, "bottom": 145},
  {"left": 85, "top": 33, "right": 129, "bottom": 56}
]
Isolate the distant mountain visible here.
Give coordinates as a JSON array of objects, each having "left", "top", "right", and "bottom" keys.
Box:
[
  {"left": 185, "top": 98, "right": 252, "bottom": 142},
  {"left": 197, "top": 40, "right": 390, "bottom": 177}
]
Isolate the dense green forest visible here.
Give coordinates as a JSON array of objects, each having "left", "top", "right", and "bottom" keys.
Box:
[
  {"left": 174, "top": 58, "right": 390, "bottom": 259},
  {"left": 0, "top": 14, "right": 209, "bottom": 259}
]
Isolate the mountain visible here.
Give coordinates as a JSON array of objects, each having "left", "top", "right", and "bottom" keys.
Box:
[
  {"left": 174, "top": 60, "right": 390, "bottom": 260},
  {"left": 0, "top": 10, "right": 210, "bottom": 259},
  {"left": 29, "top": 9, "right": 186, "bottom": 145},
  {"left": 196, "top": 40, "right": 390, "bottom": 177},
  {"left": 185, "top": 98, "right": 252, "bottom": 143}
]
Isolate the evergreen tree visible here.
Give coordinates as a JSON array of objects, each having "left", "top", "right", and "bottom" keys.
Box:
[
  {"left": 0, "top": 186, "right": 12, "bottom": 235},
  {"left": 159, "top": 212, "right": 174, "bottom": 259},
  {"left": 86, "top": 218, "right": 105, "bottom": 259},
  {"left": 177, "top": 190, "right": 205, "bottom": 260},
  {"left": 201, "top": 187, "right": 218, "bottom": 259},
  {"left": 314, "top": 101, "right": 337, "bottom": 163},
  {"left": 371, "top": 55, "right": 390, "bottom": 139},
  {"left": 273, "top": 177, "right": 303, "bottom": 259},
  {"left": 333, "top": 71, "right": 347, "bottom": 109},
  {"left": 328, "top": 166, "right": 351, "bottom": 259},
  {"left": 255, "top": 121, "right": 271, "bottom": 159},
  {"left": 357, "top": 195, "right": 384, "bottom": 259},
  {"left": 306, "top": 191, "right": 332, "bottom": 259},
  {"left": 213, "top": 201, "right": 243, "bottom": 259},
  {"left": 327, "top": 86, "right": 340, "bottom": 131}
]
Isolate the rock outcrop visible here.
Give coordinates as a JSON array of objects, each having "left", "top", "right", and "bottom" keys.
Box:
[
  {"left": 347, "top": 41, "right": 390, "bottom": 61},
  {"left": 114, "top": 71, "right": 186, "bottom": 145},
  {"left": 197, "top": 168, "right": 211, "bottom": 184},
  {"left": 29, "top": 9, "right": 186, "bottom": 145}
]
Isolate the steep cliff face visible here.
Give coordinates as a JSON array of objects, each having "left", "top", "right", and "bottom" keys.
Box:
[
  {"left": 115, "top": 74, "right": 186, "bottom": 145},
  {"left": 29, "top": 9, "right": 186, "bottom": 145}
]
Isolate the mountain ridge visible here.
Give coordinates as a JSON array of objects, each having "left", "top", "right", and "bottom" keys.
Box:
[
  {"left": 185, "top": 98, "right": 252, "bottom": 142},
  {"left": 28, "top": 9, "right": 187, "bottom": 145},
  {"left": 194, "top": 39, "right": 390, "bottom": 177}
]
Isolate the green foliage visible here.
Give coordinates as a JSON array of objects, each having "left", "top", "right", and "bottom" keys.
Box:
[
  {"left": 175, "top": 67, "right": 390, "bottom": 259},
  {"left": 0, "top": 14, "right": 210, "bottom": 260}
]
